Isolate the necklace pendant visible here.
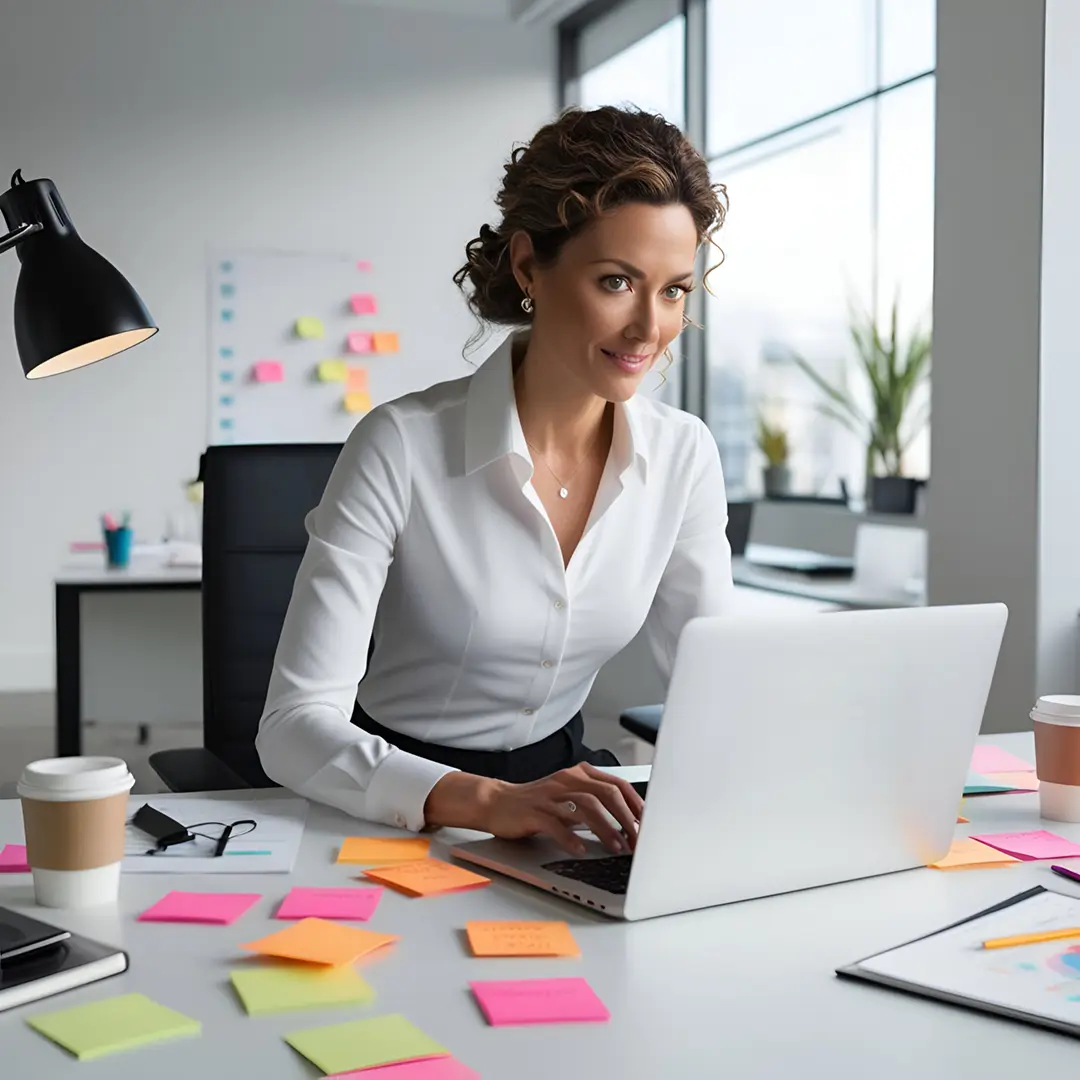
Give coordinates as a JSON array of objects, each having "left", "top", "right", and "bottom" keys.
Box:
[{"left": 559, "top": 487, "right": 569, "bottom": 499}]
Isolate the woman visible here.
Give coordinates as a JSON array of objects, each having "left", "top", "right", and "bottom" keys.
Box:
[{"left": 257, "top": 105, "right": 733, "bottom": 857}]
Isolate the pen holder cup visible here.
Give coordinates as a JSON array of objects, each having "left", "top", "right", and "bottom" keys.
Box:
[{"left": 103, "top": 526, "right": 133, "bottom": 569}]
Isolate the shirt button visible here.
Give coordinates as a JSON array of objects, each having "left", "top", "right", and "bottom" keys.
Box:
[
  {"left": 542, "top": 659, "right": 553, "bottom": 668},
  {"left": 522, "top": 707, "right": 534, "bottom": 715},
  {"left": 554, "top": 599, "right": 564, "bottom": 610},
  {"left": 393, "top": 814, "right": 406, "bottom": 828}
]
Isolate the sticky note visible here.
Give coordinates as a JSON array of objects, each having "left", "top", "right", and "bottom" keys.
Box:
[
  {"left": 957, "top": 814, "right": 970, "bottom": 824},
  {"left": 465, "top": 921, "right": 580, "bottom": 958},
  {"left": 928, "top": 838, "right": 1021, "bottom": 870},
  {"left": 220, "top": 260, "right": 233, "bottom": 272},
  {"left": 219, "top": 346, "right": 234, "bottom": 358},
  {"left": 0, "top": 843, "right": 30, "bottom": 872},
  {"left": 317, "top": 359, "right": 347, "bottom": 382},
  {"left": 219, "top": 418, "right": 234, "bottom": 430},
  {"left": 295, "top": 316, "right": 325, "bottom": 340},
  {"left": 351, "top": 293, "right": 378, "bottom": 315},
  {"left": 971, "top": 745, "right": 1035, "bottom": 774},
  {"left": 252, "top": 359, "right": 284, "bottom": 383},
  {"left": 983, "top": 770, "right": 1039, "bottom": 792},
  {"left": 284, "top": 1014, "right": 449, "bottom": 1075},
  {"left": 970, "top": 830, "right": 1080, "bottom": 861},
  {"left": 337, "top": 837, "right": 431, "bottom": 866},
  {"left": 469, "top": 977, "right": 610, "bottom": 1026},
  {"left": 344, "top": 391, "right": 372, "bottom": 415},
  {"left": 220, "top": 371, "right": 235, "bottom": 382},
  {"left": 336, "top": 1059, "right": 480, "bottom": 1080},
  {"left": 346, "top": 365, "right": 369, "bottom": 393},
  {"left": 138, "top": 891, "right": 260, "bottom": 925},
  {"left": 361, "top": 859, "right": 490, "bottom": 897},
  {"left": 347, "top": 331, "right": 374, "bottom": 354},
  {"left": 220, "top": 283, "right": 235, "bottom": 297},
  {"left": 26, "top": 993, "right": 200, "bottom": 1061},
  {"left": 356, "top": 259, "right": 373, "bottom": 272},
  {"left": 221, "top": 309, "right": 234, "bottom": 322},
  {"left": 964, "top": 770, "right": 1019, "bottom": 794},
  {"left": 276, "top": 886, "right": 383, "bottom": 922},
  {"left": 241, "top": 917, "right": 397, "bottom": 965},
  {"left": 230, "top": 961, "right": 375, "bottom": 1016},
  {"left": 373, "top": 331, "right": 400, "bottom": 354}
]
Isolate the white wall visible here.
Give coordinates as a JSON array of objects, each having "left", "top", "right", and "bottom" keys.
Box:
[{"left": 0, "top": 0, "right": 555, "bottom": 690}]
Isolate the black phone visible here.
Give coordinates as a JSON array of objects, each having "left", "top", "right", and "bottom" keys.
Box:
[{"left": 131, "top": 804, "right": 192, "bottom": 849}]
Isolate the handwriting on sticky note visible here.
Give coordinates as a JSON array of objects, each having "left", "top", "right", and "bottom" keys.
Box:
[
  {"left": 241, "top": 917, "right": 398, "bottom": 965},
  {"left": 971, "top": 745, "right": 1035, "bottom": 775},
  {"left": 284, "top": 1014, "right": 449, "bottom": 1076},
  {"left": 317, "top": 359, "right": 347, "bottom": 383},
  {"left": 361, "top": 859, "right": 490, "bottom": 897},
  {"left": 928, "top": 838, "right": 1020, "bottom": 870},
  {"left": 373, "top": 331, "right": 399, "bottom": 354},
  {"left": 346, "top": 365, "right": 369, "bottom": 393},
  {"left": 970, "top": 830, "right": 1080, "bottom": 861},
  {"left": 351, "top": 293, "right": 378, "bottom": 315},
  {"left": 252, "top": 360, "right": 284, "bottom": 383},
  {"left": 0, "top": 843, "right": 30, "bottom": 872},
  {"left": 344, "top": 391, "right": 372, "bottom": 414},
  {"left": 469, "top": 978, "right": 609, "bottom": 1026},
  {"left": 337, "top": 837, "right": 430, "bottom": 866},
  {"left": 466, "top": 921, "right": 579, "bottom": 958},
  {"left": 138, "top": 891, "right": 261, "bottom": 924},
  {"left": 276, "top": 886, "right": 383, "bottom": 922},
  {"left": 230, "top": 961, "right": 375, "bottom": 1016},
  {"left": 347, "top": 331, "right": 374, "bottom": 354},
  {"left": 295, "top": 316, "right": 325, "bottom": 340}
]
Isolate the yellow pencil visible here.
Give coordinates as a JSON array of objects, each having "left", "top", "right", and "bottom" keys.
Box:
[{"left": 982, "top": 926, "right": 1080, "bottom": 950}]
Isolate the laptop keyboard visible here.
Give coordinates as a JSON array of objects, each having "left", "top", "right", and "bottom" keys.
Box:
[{"left": 541, "top": 855, "right": 633, "bottom": 895}]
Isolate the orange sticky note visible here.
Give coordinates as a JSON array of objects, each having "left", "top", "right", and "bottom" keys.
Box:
[
  {"left": 373, "top": 331, "right": 399, "bottom": 354},
  {"left": 362, "top": 859, "right": 490, "bottom": 897},
  {"left": 346, "top": 366, "right": 369, "bottom": 393},
  {"left": 241, "top": 918, "right": 398, "bottom": 965},
  {"left": 927, "top": 838, "right": 1021, "bottom": 871},
  {"left": 344, "top": 391, "right": 372, "bottom": 415},
  {"left": 465, "top": 921, "right": 580, "bottom": 958},
  {"left": 337, "top": 837, "right": 431, "bottom": 866},
  {"left": 957, "top": 814, "right": 970, "bottom": 824}
]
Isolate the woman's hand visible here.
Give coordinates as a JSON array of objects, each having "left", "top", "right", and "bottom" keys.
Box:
[{"left": 424, "top": 764, "right": 644, "bottom": 855}]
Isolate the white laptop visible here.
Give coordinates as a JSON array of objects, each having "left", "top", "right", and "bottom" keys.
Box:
[{"left": 451, "top": 604, "right": 1008, "bottom": 921}]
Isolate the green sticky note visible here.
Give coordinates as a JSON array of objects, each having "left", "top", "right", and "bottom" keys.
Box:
[
  {"left": 285, "top": 1013, "right": 449, "bottom": 1074},
  {"left": 231, "top": 961, "right": 376, "bottom": 1016},
  {"left": 295, "top": 316, "right": 325, "bottom": 340},
  {"left": 964, "top": 770, "right": 1018, "bottom": 794},
  {"left": 317, "top": 358, "right": 347, "bottom": 382},
  {"left": 26, "top": 992, "right": 200, "bottom": 1061}
]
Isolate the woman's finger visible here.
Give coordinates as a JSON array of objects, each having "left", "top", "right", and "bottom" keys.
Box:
[
  {"left": 538, "top": 811, "right": 588, "bottom": 856},
  {"left": 553, "top": 792, "right": 627, "bottom": 854},
  {"left": 581, "top": 763, "right": 645, "bottom": 819},
  {"left": 571, "top": 777, "right": 640, "bottom": 848}
]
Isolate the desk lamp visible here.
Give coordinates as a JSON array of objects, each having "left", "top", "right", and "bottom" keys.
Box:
[{"left": 0, "top": 169, "right": 157, "bottom": 378}]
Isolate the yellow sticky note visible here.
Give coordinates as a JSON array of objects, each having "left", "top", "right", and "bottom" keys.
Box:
[
  {"left": 346, "top": 365, "right": 369, "bottom": 393},
  {"left": 337, "top": 837, "right": 430, "bottom": 866},
  {"left": 295, "top": 316, "right": 325, "bottom": 339},
  {"left": 984, "top": 770, "right": 1040, "bottom": 791},
  {"left": 361, "top": 858, "right": 490, "bottom": 897},
  {"left": 343, "top": 391, "right": 372, "bottom": 414},
  {"left": 230, "top": 961, "right": 375, "bottom": 1016},
  {"left": 372, "top": 331, "right": 399, "bottom": 354},
  {"left": 241, "top": 917, "right": 398, "bottom": 965},
  {"left": 317, "top": 359, "right": 347, "bottom": 383},
  {"left": 465, "top": 921, "right": 580, "bottom": 958},
  {"left": 928, "top": 838, "right": 1021, "bottom": 870}
]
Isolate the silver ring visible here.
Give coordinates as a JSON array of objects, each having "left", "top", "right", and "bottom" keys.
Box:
[{"left": 565, "top": 800, "right": 577, "bottom": 815}]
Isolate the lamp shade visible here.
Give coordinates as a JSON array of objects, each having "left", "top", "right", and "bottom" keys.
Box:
[{"left": 0, "top": 173, "right": 157, "bottom": 379}]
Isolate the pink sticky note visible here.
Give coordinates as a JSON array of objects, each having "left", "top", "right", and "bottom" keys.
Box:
[
  {"left": 276, "top": 886, "right": 383, "bottom": 922},
  {"left": 971, "top": 745, "right": 1034, "bottom": 775},
  {"left": 469, "top": 977, "right": 610, "bottom": 1026},
  {"left": 138, "top": 891, "right": 261, "bottom": 924},
  {"left": 971, "top": 830, "right": 1080, "bottom": 861},
  {"left": 252, "top": 360, "right": 284, "bottom": 383},
  {"left": 332, "top": 1059, "right": 480, "bottom": 1080},
  {"left": 350, "top": 293, "right": 378, "bottom": 316},
  {"left": 0, "top": 844, "right": 30, "bottom": 873},
  {"left": 356, "top": 260, "right": 373, "bottom": 272},
  {"left": 347, "top": 331, "right": 374, "bottom": 355}
]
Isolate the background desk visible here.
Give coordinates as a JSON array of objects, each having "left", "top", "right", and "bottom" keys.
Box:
[
  {"left": 731, "top": 555, "right": 925, "bottom": 609},
  {"left": 3, "top": 734, "right": 1079, "bottom": 1078}
]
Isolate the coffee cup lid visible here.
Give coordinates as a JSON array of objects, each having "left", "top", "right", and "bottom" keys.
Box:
[
  {"left": 1031, "top": 695, "right": 1080, "bottom": 723},
  {"left": 17, "top": 757, "right": 135, "bottom": 803}
]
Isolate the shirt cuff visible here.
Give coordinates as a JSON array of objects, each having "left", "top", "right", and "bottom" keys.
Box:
[{"left": 364, "top": 748, "right": 458, "bottom": 832}]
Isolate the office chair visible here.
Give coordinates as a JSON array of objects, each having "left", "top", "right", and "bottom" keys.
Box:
[{"left": 149, "top": 443, "right": 342, "bottom": 791}]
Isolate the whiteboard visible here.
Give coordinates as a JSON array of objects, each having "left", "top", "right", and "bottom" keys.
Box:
[{"left": 207, "top": 249, "right": 396, "bottom": 445}]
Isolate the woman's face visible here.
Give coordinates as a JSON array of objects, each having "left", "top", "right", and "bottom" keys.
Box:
[{"left": 513, "top": 201, "right": 699, "bottom": 402}]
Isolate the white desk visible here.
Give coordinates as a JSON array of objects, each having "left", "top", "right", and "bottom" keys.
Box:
[
  {"left": 732, "top": 555, "right": 925, "bottom": 609},
  {"left": 3, "top": 734, "right": 1079, "bottom": 1078}
]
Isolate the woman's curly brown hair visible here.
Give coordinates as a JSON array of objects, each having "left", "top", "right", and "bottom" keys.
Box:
[{"left": 453, "top": 105, "right": 727, "bottom": 331}]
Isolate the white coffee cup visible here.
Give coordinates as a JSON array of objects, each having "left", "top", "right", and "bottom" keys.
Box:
[
  {"left": 1031, "top": 695, "right": 1080, "bottom": 823},
  {"left": 17, "top": 757, "right": 135, "bottom": 908}
]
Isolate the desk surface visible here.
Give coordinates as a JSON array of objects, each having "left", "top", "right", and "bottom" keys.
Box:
[
  {"left": 3, "top": 733, "right": 1077, "bottom": 1078},
  {"left": 55, "top": 558, "right": 202, "bottom": 587},
  {"left": 732, "top": 555, "right": 925, "bottom": 609}
]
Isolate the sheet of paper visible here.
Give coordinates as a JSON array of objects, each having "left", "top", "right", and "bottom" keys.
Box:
[
  {"left": 26, "top": 993, "right": 200, "bottom": 1061},
  {"left": 295, "top": 316, "right": 325, "bottom": 339},
  {"left": 346, "top": 365, "right": 369, "bottom": 393},
  {"left": 465, "top": 921, "right": 580, "bottom": 958},
  {"left": 469, "top": 977, "right": 610, "bottom": 1026},
  {"left": 317, "top": 359, "right": 347, "bottom": 382},
  {"left": 334, "top": 1058, "right": 480, "bottom": 1079},
  {"left": 337, "top": 837, "right": 431, "bottom": 866},
  {"left": 123, "top": 795, "right": 308, "bottom": 874},
  {"left": 241, "top": 917, "right": 397, "bottom": 965},
  {"left": 347, "top": 331, "right": 374, "bottom": 354},
  {"left": 0, "top": 843, "right": 30, "bottom": 872},
  {"left": 373, "top": 331, "right": 400, "bottom": 354},
  {"left": 138, "top": 891, "right": 261, "bottom": 924},
  {"left": 276, "top": 886, "right": 383, "bottom": 922},
  {"left": 928, "top": 838, "right": 1021, "bottom": 870},
  {"left": 351, "top": 293, "right": 378, "bottom": 315},
  {"left": 361, "top": 858, "right": 490, "bottom": 897},
  {"left": 252, "top": 360, "right": 284, "bottom": 383},
  {"left": 971, "top": 830, "right": 1080, "bottom": 861},
  {"left": 971, "top": 745, "right": 1035, "bottom": 774},
  {"left": 284, "top": 1014, "right": 449, "bottom": 1075},
  {"left": 983, "top": 770, "right": 1039, "bottom": 792},
  {"left": 344, "top": 391, "right": 372, "bottom": 415},
  {"left": 230, "top": 961, "right": 375, "bottom": 1016},
  {"left": 964, "top": 770, "right": 1021, "bottom": 795}
]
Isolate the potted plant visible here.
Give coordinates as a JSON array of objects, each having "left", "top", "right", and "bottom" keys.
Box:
[
  {"left": 756, "top": 413, "right": 791, "bottom": 498},
  {"left": 790, "top": 298, "right": 930, "bottom": 514}
]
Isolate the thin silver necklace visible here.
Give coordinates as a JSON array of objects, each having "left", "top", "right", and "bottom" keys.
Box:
[{"left": 525, "top": 427, "right": 603, "bottom": 499}]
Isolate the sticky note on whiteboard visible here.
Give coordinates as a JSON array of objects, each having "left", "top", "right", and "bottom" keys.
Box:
[
  {"left": 344, "top": 391, "right": 372, "bottom": 414},
  {"left": 346, "top": 366, "right": 369, "bottom": 393},
  {"left": 347, "top": 332, "right": 374, "bottom": 355},
  {"left": 317, "top": 359, "right": 347, "bottom": 383},
  {"left": 252, "top": 360, "right": 284, "bottom": 383},
  {"left": 295, "top": 316, "right": 325, "bottom": 340},
  {"left": 350, "top": 293, "right": 377, "bottom": 315},
  {"left": 356, "top": 259, "right": 373, "bottom": 272},
  {"left": 373, "top": 332, "right": 399, "bottom": 354}
]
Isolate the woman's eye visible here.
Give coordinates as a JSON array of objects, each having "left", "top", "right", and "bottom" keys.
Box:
[
  {"left": 664, "top": 284, "right": 689, "bottom": 300},
  {"left": 601, "top": 275, "right": 630, "bottom": 292}
]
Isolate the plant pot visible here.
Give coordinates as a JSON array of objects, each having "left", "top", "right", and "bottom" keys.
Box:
[
  {"left": 763, "top": 465, "right": 792, "bottom": 498},
  {"left": 869, "top": 475, "right": 919, "bottom": 515}
]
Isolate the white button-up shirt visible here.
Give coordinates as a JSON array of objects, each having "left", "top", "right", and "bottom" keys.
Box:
[{"left": 256, "top": 333, "right": 733, "bottom": 830}]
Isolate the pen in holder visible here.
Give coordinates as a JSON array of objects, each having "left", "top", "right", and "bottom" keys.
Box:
[{"left": 101, "top": 512, "right": 132, "bottom": 569}]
